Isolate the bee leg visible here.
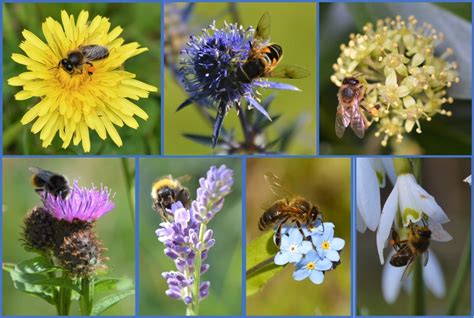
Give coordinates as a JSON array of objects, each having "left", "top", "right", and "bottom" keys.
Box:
[
  {"left": 295, "top": 220, "right": 306, "bottom": 238},
  {"left": 176, "top": 189, "right": 191, "bottom": 209},
  {"left": 274, "top": 222, "right": 283, "bottom": 247}
]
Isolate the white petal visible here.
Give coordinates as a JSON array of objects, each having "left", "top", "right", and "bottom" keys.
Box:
[
  {"left": 398, "top": 174, "right": 423, "bottom": 226},
  {"left": 356, "top": 208, "right": 367, "bottom": 233},
  {"left": 356, "top": 158, "right": 381, "bottom": 231},
  {"left": 382, "top": 252, "right": 404, "bottom": 304},
  {"left": 429, "top": 222, "right": 453, "bottom": 242},
  {"left": 381, "top": 158, "right": 396, "bottom": 185},
  {"left": 377, "top": 182, "right": 399, "bottom": 264},
  {"left": 464, "top": 175, "right": 471, "bottom": 185},
  {"left": 423, "top": 249, "right": 446, "bottom": 298},
  {"left": 370, "top": 159, "right": 386, "bottom": 187},
  {"left": 413, "top": 183, "right": 450, "bottom": 224}
]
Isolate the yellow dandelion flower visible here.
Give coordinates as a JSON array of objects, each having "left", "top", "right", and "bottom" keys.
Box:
[{"left": 8, "top": 10, "right": 158, "bottom": 152}]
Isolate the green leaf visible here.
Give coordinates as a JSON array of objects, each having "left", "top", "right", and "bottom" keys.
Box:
[
  {"left": 94, "top": 277, "right": 133, "bottom": 293},
  {"left": 3, "top": 263, "right": 55, "bottom": 304},
  {"left": 15, "top": 256, "right": 56, "bottom": 274},
  {"left": 32, "top": 276, "right": 81, "bottom": 293},
  {"left": 246, "top": 231, "right": 283, "bottom": 297},
  {"left": 91, "top": 289, "right": 135, "bottom": 316}
]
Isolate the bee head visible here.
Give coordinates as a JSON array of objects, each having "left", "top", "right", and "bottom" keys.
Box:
[
  {"left": 342, "top": 77, "right": 359, "bottom": 86},
  {"left": 157, "top": 187, "right": 176, "bottom": 209},
  {"left": 310, "top": 206, "right": 322, "bottom": 222},
  {"left": 417, "top": 226, "right": 432, "bottom": 239},
  {"left": 60, "top": 59, "right": 74, "bottom": 73}
]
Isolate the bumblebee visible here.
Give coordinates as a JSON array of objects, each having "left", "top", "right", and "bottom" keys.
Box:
[
  {"left": 151, "top": 175, "right": 191, "bottom": 222},
  {"left": 236, "top": 12, "right": 310, "bottom": 83},
  {"left": 59, "top": 45, "right": 109, "bottom": 75},
  {"left": 258, "top": 172, "right": 322, "bottom": 246},
  {"left": 390, "top": 223, "right": 432, "bottom": 280},
  {"left": 29, "top": 167, "right": 70, "bottom": 199}
]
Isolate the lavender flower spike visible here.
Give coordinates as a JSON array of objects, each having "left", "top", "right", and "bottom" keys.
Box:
[
  {"left": 155, "top": 165, "right": 234, "bottom": 315},
  {"left": 42, "top": 181, "right": 115, "bottom": 222}
]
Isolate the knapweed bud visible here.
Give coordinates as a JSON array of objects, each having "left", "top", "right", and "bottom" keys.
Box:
[
  {"left": 55, "top": 229, "right": 107, "bottom": 277},
  {"left": 22, "top": 207, "right": 57, "bottom": 251},
  {"left": 331, "top": 16, "right": 459, "bottom": 147}
]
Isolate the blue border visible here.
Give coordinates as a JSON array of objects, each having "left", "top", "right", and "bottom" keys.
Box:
[
  {"left": 135, "top": 158, "right": 140, "bottom": 316},
  {"left": 351, "top": 157, "right": 356, "bottom": 317},
  {"left": 241, "top": 158, "right": 247, "bottom": 316}
]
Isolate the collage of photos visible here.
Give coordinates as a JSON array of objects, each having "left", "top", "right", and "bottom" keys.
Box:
[{"left": 1, "top": 1, "right": 473, "bottom": 318}]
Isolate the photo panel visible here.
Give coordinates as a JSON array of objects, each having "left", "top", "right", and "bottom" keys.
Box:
[
  {"left": 356, "top": 157, "right": 471, "bottom": 315},
  {"left": 319, "top": 3, "right": 471, "bottom": 155},
  {"left": 164, "top": 2, "right": 317, "bottom": 155},
  {"left": 2, "top": 158, "right": 135, "bottom": 315},
  {"left": 246, "top": 157, "right": 351, "bottom": 316},
  {"left": 3, "top": 3, "right": 160, "bottom": 155},
  {"left": 139, "top": 157, "right": 242, "bottom": 316}
]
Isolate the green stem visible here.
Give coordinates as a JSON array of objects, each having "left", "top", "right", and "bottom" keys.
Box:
[
  {"left": 411, "top": 257, "right": 425, "bottom": 315},
  {"left": 121, "top": 158, "right": 135, "bottom": 228},
  {"left": 185, "top": 265, "right": 196, "bottom": 316},
  {"left": 236, "top": 104, "right": 252, "bottom": 146},
  {"left": 192, "top": 223, "right": 206, "bottom": 316},
  {"left": 80, "top": 276, "right": 94, "bottom": 316},
  {"left": 446, "top": 229, "right": 471, "bottom": 315},
  {"left": 246, "top": 256, "right": 275, "bottom": 277},
  {"left": 58, "top": 272, "right": 72, "bottom": 316},
  {"left": 393, "top": 158, "right": 413, "bottom": 175}
]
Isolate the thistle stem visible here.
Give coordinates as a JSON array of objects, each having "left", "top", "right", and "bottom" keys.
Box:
[
  {"left": 80, "top": 276, "right": 94, "bottom": 316},
  {"left": 446, "top": 229, "right": 471, "bottom": 315},
  {"left": 58, "top": 272, "right": 72, "bottom": 316},
  {"left": 236, "top": 104, "right": 252, "bottom": 145},
  {"left": 411, "top": 257, "right": 425, "bottom": 315},
  {"left": 121, "top": 158, "right": 135, "bottom": 228}
]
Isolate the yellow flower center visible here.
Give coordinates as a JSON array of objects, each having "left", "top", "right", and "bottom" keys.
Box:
[
  {"left": 321, "top": 241, "right": 331, "bottom": 250},
  {"left": 306, "top": 262, "right": 315, "bottom": 270}
]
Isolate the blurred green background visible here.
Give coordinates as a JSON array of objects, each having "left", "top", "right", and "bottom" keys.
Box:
[
  {"left": 319, "top": 3, "right": 471, "bottom": 155},
  {"left": 164, "top": 3, "right": 316, "bottom": 155},
  {"left": 139, "top": 158, "right": 242, "bottom": 315},
  {"left": 246, "top": 158, "right": 351, "bottom": 315},
  {"left": 2, "top": 158, "right": 135, "bottom": 315},
  {"left": 358, "top": 158, "right": 471, "bottom": 315},
  {"left": 3, "top": 3, "right": 161, "bottom": 155}
]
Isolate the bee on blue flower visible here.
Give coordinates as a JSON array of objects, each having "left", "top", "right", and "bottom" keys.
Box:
[{"left": 178, "top": 12, "right": 309, "bottom": 147}]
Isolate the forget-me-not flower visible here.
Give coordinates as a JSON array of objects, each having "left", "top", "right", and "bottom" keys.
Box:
[
  {"left": 293, "top": 250, "right": 333, "bottom": 284},
  {"left": 274, "top": 228, "right": 312, "bottom": 265}
]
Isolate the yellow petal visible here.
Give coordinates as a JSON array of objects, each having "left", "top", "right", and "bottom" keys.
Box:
[
  {"left": 101, "top": 115, "right": 122, "bottom": 147},
  {"left": 79, "top": 121, "right": 91, "bottom": 152}
]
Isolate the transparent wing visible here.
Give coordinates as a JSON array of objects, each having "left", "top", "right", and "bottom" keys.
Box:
[
  {"left": 264, "top": 172, "right": 293, "bottom": 198},
  {"left": 176, "top": 175, "right": 191, "bottom": 184},
  {"left": 255, "top": 12, "right": 271, "bottom": 42},
  {"left": 350, "top": 101, "right": 366, "bottom": 138},
  {"left": 80, "top": 45, "right": 109, "bottom": 61},
  {"left": 268, "top": 65, "right": 310, "bottom": 79},
  {"left": 421, "top": 250, "right": 429, "bottom": 267},
  {"left": 335, "top": 103, "right": 350, "bottom": 138},
  {"left": 29, "top": 166, "right": 55, "bottom": 179},
  {"left": 401, "top": 256, "right": 416, "bottom": 281}
]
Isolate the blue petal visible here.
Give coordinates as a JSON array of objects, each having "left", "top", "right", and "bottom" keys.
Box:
[
  {"left": 253, "top": 81, "right": 302, "bottom": 91},
  {"left": 245, "top": 95, "right": 272, "bottom": 121},
  {"left": 300, "top": 241, "right": 313, "bottom": 254},
  {"left": 322, "top": 226, "right": 335, "bottom": 241},
  {"left": 288, "top": 227, "right": 303, "bottom": 243},
  {"left": 293, "top": 267, "right": 310, "bottom": 281},
  {"left": 331, "top": 238, "right": 346, "bottom": 251},
  {"left": 288, "top": 252, "right": 303, "bottom": 263},
  {"left": 316, "top": 258, "right": 333, "bottom": 271},
  {"left": 326, "top": 250, "right": 340, "bottom": 262},
  {"left": 316, "top": 246, "right": 326, "bottom": 258},
  {"left": 279, "top": 234, "right": 290, "bottom": 250},
  {"left": 311, "top": 233, "right": 324, "bottom": 247},
  {"left": 309, "top": 270, "right": 325, "bottom": 284},
  {"left": 274, "top": 251, "right": 290, "bottom": 265}
]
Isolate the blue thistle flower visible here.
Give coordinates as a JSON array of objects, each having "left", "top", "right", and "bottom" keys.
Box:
[{"left": 178, "top": 19, "right": 301, "bottom": 147}]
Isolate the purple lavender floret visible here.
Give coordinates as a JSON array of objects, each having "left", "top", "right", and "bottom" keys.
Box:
[
  {"left": 156, "top": 165, "right": 233, "bottom": 305},
  {"left": 41, "top": 181, "right": 114, "bottom": 223}
]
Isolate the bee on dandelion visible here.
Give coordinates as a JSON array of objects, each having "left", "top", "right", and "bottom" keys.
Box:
[{"left": 7, "top": 9, "right": 158, "bottom": 153}]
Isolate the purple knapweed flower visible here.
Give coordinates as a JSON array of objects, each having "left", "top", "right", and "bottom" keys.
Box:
[
  {"left": 41, "top": 181, "right": 115, "bottom": 222},
  {"left": 155, "top": 165, "right": 233, "bottom": 309},
  {"left": 178, "top": 20, "right": 300, "bottom": 146}
]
